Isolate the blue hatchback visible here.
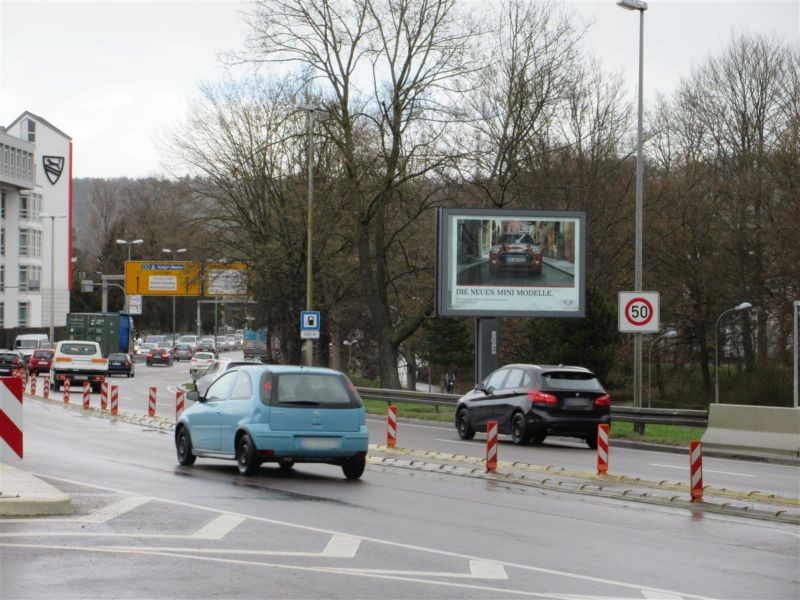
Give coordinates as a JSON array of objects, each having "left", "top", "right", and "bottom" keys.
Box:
[{"left": 175, "top": 365, "right": 369, "bottom": 479}]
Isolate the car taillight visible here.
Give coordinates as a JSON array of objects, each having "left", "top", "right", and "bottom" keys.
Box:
[
  {"left": 11, "top": 359, "right": 22, "bottom": 366},
  {"left": 528, "top": 390, "right": 557, "bottom": 405},
  {"left": 594, "top": 394, "right": 611, "bottom": 407}
]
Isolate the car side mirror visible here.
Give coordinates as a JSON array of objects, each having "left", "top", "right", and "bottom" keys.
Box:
[
  {"left": 186, "top": 390, "right": 200, "bottom": 402},
  {"left": 475, "top": 382, "right": 491, "bottom": 395}
]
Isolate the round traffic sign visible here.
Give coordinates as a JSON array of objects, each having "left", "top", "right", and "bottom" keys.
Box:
[{"left": 624, "top": 297, "right": 654, "bottom": 327}]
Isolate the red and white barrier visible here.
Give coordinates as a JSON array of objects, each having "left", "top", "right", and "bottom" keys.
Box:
[
  {"left": 597, "top": 423, "right": 610, "bottom": 474},
  {"left": 63, "top": 379, "right": 71, "bottom": 404},
  {"left": 43, "top": 375, "right": 50, "bottom": 400},
  {"left": 486, "top": 419, "right": 498, "bottom": 473},
  {"left": 82, "top": 382, "right": 91, "bottom": 410},
  {"left": 110, "top": 385, "right": 119, "bottom": 416},
  {"left": 690, "top": 440, "right": 703, "bottom": 502},
  {"left": 148, "top": 387, "right": 157, "bottom": 417},
  {"left": 29, "top": 374, "right": 37, "bottom": 396},
  {"left": 387, "top": 405, "right": 398, "bottom": 448},
  {"left": 0, "top": 376, "right": 23, "bottom": 460},
  {"left": 176, "top": 390, "right": 185, "bottom": 420},
  {"left": 100, "top": 381, "right": 109, "bottom": 411}
]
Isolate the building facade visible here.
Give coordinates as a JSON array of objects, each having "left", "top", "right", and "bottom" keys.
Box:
[{"left": 0, "top": 112, "right": 72, "bottom": 331}]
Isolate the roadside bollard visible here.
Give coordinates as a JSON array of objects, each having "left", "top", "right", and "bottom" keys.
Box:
[
  {"left": 110, "top": 385, "right": 119, "bottom": 415},
  {"left": 63, "top": 379, "right": 70, "bottom": 404},
  {"left": 386, "top": 405, "right": 398, "bottom": 448},
  {"left": 100, "top": 381, "right": 109, "bottom": 411},
  {"left": 690, "top": 440, "right": 703, "bottom": 502},
  {"left": 29, "top": 374, "right": 36, "bottom": 396},
  {"left": 82, "top": 382, "right": 91, "bottom": 410},
  {"left": 175, "top": 390, "right": 185, "bottom": 420},
  {"left": 43, "top": 375, "right": 50, "bottom": 400},
  {"left": 148, "top": 386, "right": 157, "bottom": 417},
  {"left": 486, "top": 420, "right": 498, "bottom": 473},
  {"left": 597, "top": 423, "right": 610, "bottom": 474}
]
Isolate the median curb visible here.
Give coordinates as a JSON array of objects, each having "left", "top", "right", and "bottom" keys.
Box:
[{"left": 0, "top": 462, "right": 73, "bottom": 517}]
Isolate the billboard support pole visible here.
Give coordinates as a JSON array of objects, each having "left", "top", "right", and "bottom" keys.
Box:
[{"left": 475, "top": 318, "right": 499, "bottom": 385}]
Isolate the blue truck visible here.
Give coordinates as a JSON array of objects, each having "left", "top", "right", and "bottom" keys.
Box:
[
  {"left": 65, "top": 313, "right": 135, "bottom": 358},
  {"left": 243, "top": 328, "right": 269, "bottom": 362}
]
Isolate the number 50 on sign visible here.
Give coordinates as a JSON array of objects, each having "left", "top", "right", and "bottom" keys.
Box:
[{"left": 618, "top": 291, "right": 660, "bottom": 333}]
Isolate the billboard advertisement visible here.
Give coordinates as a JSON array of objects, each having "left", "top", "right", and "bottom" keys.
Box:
[
  {"left": 124, "top": 261, "right": 201, "bottom": 296},
  {"left": 205, "top": 262, "right": 249, "bottom": 296},
  {"left": 435, "top": 208, "right": 586, "bottom": 317}
]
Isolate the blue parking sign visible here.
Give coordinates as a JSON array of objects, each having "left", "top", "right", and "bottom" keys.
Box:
[{"left": 301, "top": 311, "right": 321, "bottom": 331}]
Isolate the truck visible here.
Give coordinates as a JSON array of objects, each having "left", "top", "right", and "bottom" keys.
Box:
[
  {"left": 243, "top": 328, "right": 269, "bottom": 362},
  {"left": 66, "top": 313, "right": 135, "bottom": 358},
  {"left": 50, "top": 340, "right": 108, "bottom": 392}
]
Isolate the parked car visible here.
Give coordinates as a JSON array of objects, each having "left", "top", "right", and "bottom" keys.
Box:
[
  {"left": 107, "top": 353, "right": 135, "bottom": 378},
  {"left": 195, "top": 358, "right": 259, "bottom": 397},
  {"left": 173, "top": 343, "right": 194, "bottom": 362},
  {"left": 146, "top": 347, "right": 174, "bottom": 367},
  {"left": 0, "top": 350, "right": 26, "bottom": 378},
  {"left": 27, "top": 349, "right": 55, "bottom": 375},
  {"left": 175, "top": 365, "right": 369, "bottom": 479},
  {"left": 454, "top": 364, "right": 611, "bottom": 447},
  {"left": 189, "top": 352, "right": 216, "bottom": 380},
  {"left": 488, "top": 233, "right": 543, "bottom": 275}
]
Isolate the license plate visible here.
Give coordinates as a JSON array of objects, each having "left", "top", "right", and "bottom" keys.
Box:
[
  {"left": 296, "top": 437, "right": 340, "bottom": 450},
  {"left": 564, "top": 397, "right": 591, "bottom": 409},
  {"left": 73, "top": 375, "right": 88, "bottom": 381},
  {"left": 506, "top": 256, "right": 526, "bottom": 263},
  {"left": 110, "top": 362, "right": 121, "bottom": 366},
  {"left": 0, "top": 368, "right": 9, "bottom": 374}
]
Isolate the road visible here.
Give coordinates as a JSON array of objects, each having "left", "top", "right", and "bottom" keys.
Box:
[
  {"left": 456, "top": 262, "right": 573, "bottom": 286},
  {"left": 4, "top": 361, "right": 798, "bottom": 599}
]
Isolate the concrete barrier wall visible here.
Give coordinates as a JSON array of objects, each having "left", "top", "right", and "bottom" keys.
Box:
[{"left": 702, "top": 404, "right": 800, "bottom": 458}]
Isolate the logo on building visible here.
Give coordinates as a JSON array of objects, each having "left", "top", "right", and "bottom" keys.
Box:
[{"left": 42, "top": 156, "right": 65, "bottom": 185}]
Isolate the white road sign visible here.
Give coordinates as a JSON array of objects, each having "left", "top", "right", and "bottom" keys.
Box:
[{"left": 618, "top": 291, "right": 660, "bottom": 333}]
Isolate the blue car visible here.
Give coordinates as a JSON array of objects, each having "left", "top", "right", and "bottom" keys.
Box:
[{"left": 175, "top": 365, "right": 369, "bottom": 479}]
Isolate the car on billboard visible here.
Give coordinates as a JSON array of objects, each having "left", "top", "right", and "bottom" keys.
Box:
[
  {"left": 489, "top": 233, "right": 543, "bottom": 275},
  {"left": 454, "top": 364, "right": 610, "bottom": 448}
]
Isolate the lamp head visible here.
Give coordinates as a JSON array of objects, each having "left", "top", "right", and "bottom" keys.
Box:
[
  {"left": 735, "top": 302, "right": 753, "bottom": 311},
  {"left": 616, "top": 0, "right": 648, "bottom": 10}
]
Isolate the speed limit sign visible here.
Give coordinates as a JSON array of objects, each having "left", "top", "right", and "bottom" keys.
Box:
[{"left": 618, "top": 292, "right": 660, "bottom": 333}]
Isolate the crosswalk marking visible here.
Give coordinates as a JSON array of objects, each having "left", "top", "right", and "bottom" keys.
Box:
[
  {"left": 191, "top": 514, "right": 246, "bottom": 539},
  {"left": 78, "top": 496, "right": 151, "bottom": 523}
]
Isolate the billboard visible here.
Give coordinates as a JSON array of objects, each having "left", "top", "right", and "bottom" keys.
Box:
[
  {"left": 205, "top": 262, "right": 249, "bottom": 296},
  {"left": 435, "top": 208, "right": 586, "bottom": 317},
  {"left": 124, "top": 261, "right": 201, "bottom": 296}
]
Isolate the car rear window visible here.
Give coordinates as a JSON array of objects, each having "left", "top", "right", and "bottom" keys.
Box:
[
  {"left": 194, "top": 353, "right": 213, "bottom": 360},
  {"left": 34, "top": 350, "right": 53, "bottom": 358},
  {"left": 59, "top": 343, "right": 98, "bottom": 356},
  {"left": 263, "top": 372, "right": 361, "bottom": 408},
  {"left": 1, "top": 353, "right": 21, "bottom": 362},
  {"left": 109, "top": 354, "right": 127, "bottom": 360},
  {"left": 541, "top": 372, "right": 605, "bottom": 392}
]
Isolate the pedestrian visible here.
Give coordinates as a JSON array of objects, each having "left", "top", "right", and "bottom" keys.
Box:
[{"left": 445, "top": 369, "right": 455, "bottom": 393}]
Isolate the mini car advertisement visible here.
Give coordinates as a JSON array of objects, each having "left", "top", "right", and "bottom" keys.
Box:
[{"left": 436, "top": 208, "right": 586, "bottom": 317}]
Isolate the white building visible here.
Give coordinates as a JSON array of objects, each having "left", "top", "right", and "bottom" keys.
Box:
[{"left": 0, "top": 112, "right": 72, "bottom": 331}]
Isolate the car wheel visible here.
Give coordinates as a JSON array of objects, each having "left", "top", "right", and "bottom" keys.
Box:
[
  {"left": 236, "top": 434, "right": 260, "bottom": 476},
  {"left": 585, "top": 435, "right": 598, "bottom": 449},
  {"left": 530, "top": 434, "right": 546, "bottom": 446},
  {"left": 176, "top": 427, "right": 196, "bottom": 466},
  {"left": 341, "top": 456, "right": 366, "bottom": 480},
  {"left": 456, "top": 409, "right": 475, "bottom": 440},
  {"left": 279, "top": 459, "right": 295, "bottom": 473},
  {"left": 510, "top": 412, "right": 529, "bottom": 445}
]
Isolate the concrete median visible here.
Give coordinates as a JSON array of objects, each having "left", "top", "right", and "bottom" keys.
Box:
[
  {"left": 0, "top": 462, "right": 72, "bottom": 516},
  {"left": 701, "top": 404, "right": 800, "bottom": 460}
]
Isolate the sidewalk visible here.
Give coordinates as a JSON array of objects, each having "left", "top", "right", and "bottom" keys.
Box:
[{"left": 0, "top": 461, "right": 72, "bottom": 516}]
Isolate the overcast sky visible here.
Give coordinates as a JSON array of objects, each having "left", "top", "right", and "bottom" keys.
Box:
[{"left": 1, "top": 0, "right": 797, "bottom": 179}]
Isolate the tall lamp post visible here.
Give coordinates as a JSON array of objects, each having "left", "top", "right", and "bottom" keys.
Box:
[
  {"left": 342, "top": 339, "right": 358, "bottom": 374},
  {"left": 299, "top": 104, "right": 320, "bottom": 366},
  {"left": 116, "top": 239, "right": 143, "bottom": 312},
  {"left": 617, "top": 0, "right": 648, "bottom": 410},
  {"left": 163, "top": 248, "right": 187, "bottom": 346},
  {"left": 41, "top": 213, "right": 67, "bottom": 343},
  {"left": 715, "top": 302, "right": 752, "bottom": 404},
  {"left": 648, "top": 329, "right": 677, "bottom": 408}
]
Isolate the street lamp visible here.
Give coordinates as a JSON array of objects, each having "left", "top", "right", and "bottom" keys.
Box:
[
  {"left": 342, "top": 339, "right": 358, "bottom": 373},
  {"left": 647, "top": 329, "right": 677, "bottom": 408},
  {"left": 41, "top": 213, "right": 67, "bottom": 343},
  {"left": 163, "top": 248, "right": 187, "bottom": 347},
  {"left": 116, "top": 239, "right": 143, "bottom": 312},
  {"left": 617, "top": 0, "right": 648, "bottom": 410},
  {"left": 715, "top": 302, "right": 753, "bottom": 404}
]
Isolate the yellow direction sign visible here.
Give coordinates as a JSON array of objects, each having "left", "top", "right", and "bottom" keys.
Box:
[
  {"left": 205, "top": 262, "right": 249, "bottom": 296},
  {"left": 124, "top": 261, "right": 201, "bottom": 296}
]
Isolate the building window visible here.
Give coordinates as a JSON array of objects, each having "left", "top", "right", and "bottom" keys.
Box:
[
  {"left": 18, "top": 303, "right": 29, "bottom": 327},
  {"left": 0, "top": 302, "right": 4, "bottom": 327},
  {"left": 19, "top": 265, "right": 41, "bottom": 292},
  {"left": 19, "top": 229, "right": 42, "bottom": 258},
  {"left": 1, "top": 189, "right": 5, "bottom": 218},
  {"left": 1, "top": 227, "right": 4, "bottom": 256},
  {"left": 20, "top": 192, "right": 41, "bottom": 220},
  {"left": 0, "top": 264, "right": 4, "bottom": 291},
  {"left": 25, "top": 118, "right": 36, "bottom": 143}
]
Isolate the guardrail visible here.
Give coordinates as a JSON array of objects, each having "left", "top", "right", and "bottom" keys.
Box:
[{"left": 356, "top": 387, "right": 708, "bottom": 428}]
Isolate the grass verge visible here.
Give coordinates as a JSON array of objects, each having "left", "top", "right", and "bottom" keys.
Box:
[{"left": 362, "top": 398, "right": 705, "bottom": 446}]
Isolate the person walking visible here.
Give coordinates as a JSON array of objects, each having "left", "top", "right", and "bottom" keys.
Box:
[{"left": 445, "top": 369, "right": 455, "bottom": 394}]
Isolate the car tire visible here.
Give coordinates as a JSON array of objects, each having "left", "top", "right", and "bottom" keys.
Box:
[
  {"left": 176, "top": 427, "right": 197, "bottom": 466},
  {"left": 236, "top": 434, "right": 260, "bottom": 476},
  {"left": 585, "top": 435, "right": 598, "bottom": 449},
  {"left": 456, "top": 409, "right": 475, "bottom": 440},
  {"left": 510, "top": 412, "right": 529, "bottom": 445},
  {"left": 279, "top": 459, "right": 295, "bottom": 473},
  {"left": 530, "top": 434, "right": 546, "bottom": 446},
  {"left": 342, "top": 456, "right": 366, "bottom": 480}
]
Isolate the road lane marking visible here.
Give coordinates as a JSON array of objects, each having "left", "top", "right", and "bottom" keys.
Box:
[
  {"left": 191, "top": 514, "right": 246, "bottom": 539},
  {"left": 434, "top": 438, "right": 480, "bottom": 446},
  {"left": 650, "top": 464, "right": 754, "bottom": 477},
  {"left": 322, "top": 534, "right": 361, "bottom": 557},
  {"left": 78, "top": 496, "right": 151, "bottom": 523}
]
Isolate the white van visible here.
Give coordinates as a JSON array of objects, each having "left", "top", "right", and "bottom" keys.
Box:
[{"left": 14, "top": 333, "right": 50, "bottom": 364}]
